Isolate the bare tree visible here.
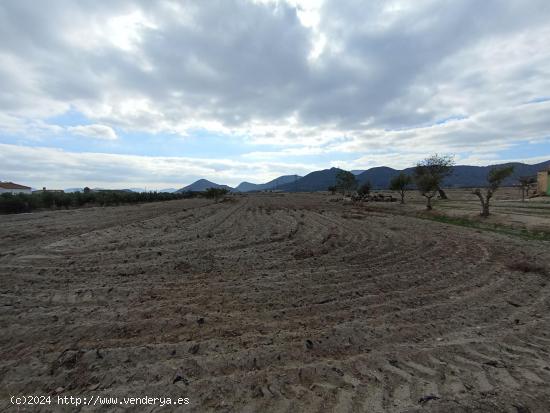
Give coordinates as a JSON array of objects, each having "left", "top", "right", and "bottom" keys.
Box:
[
  {"left": 389, "top": 172, "right": 412, "bottom": 204},
  {"left": 414, "top": 155, "right": 455, "bottom": 210},
  {"left": 472, "top": 166, "right": 514, "bottom": 217}
]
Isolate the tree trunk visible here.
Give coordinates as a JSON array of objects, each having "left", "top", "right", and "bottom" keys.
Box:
[
  {"left": 473, "top": 189, "right": 491, "bottom": 217},
  {"left": 426, "top": 196, "right": 432, "bottom": 210},
  {"left": 480, "top": 201, "right": 490, "bottom": 217},
  {"left": 400, "top": 190, "right": 405, "bottom": 204}
]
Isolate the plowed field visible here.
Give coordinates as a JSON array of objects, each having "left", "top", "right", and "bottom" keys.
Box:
[{"left": 1, "top": 193, "right": 550, "bottom": 412}]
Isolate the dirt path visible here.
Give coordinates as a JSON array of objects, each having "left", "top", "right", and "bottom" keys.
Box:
[{"left": 1, "top": 194, "right": 549, "bottom": 412}]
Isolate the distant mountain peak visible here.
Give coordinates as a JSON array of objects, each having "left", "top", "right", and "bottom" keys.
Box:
[{"left": 177, "top": 179, "right": 233, "bottom": 192}]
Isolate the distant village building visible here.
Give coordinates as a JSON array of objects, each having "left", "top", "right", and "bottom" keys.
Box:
[
  {"left": 32, "top": 187, "right": 65, "bottom": 194},
  {"left": 0, "top": 182, "right": 32, "bottom": 195},
  {"left": 538, "top": 170, "right": 550, "bottom": 195}
]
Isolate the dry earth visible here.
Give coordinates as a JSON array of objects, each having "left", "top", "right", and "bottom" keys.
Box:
[{"left": 1, "top": 193, "right": 550, "bottom": 412}]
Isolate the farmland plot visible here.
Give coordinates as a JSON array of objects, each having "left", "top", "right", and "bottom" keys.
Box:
[{"left": 1, "top": 193, "right": 549, "bottom": 412}]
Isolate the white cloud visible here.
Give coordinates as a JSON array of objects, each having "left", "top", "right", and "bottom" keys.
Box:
[
  {"left": 0, "top": 0, "right": 549, "bottom": 180},
  {"left": 67, "top": 124, "right": 117, "bottom": 140},
  {"left": 0, "top": 143, "right": 320, "bottom": 189}
]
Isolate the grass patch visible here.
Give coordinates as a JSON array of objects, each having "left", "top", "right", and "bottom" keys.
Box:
[{"left": 422, "top": 214, "right": 550, "bottom": 242}]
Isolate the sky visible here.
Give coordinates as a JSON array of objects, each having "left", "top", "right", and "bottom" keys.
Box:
[{"left": 1, "top": 0, "right": 550, "bottom": 190}]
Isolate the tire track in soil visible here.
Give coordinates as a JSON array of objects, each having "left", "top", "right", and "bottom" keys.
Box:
[{"left": 1, "top": 193, "right": 549, "bottom": 412}]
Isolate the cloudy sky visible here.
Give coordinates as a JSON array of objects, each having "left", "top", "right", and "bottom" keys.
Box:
[{"left": 1, "top": 0, "right": 550, "bottom": 189}]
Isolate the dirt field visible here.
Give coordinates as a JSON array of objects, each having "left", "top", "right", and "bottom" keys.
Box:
[
  {"left": 1, "top": 193, "right": 550, "bottom": 412},
  {"left": 375, "top": 187, "right": 550, "bottom": 233}
]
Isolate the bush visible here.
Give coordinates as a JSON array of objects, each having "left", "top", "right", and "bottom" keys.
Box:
[
  {"left": 203, "top": 187, "right": 229, "bottom": 202},
  {"left": 358, "top": 181, "right": 371, "bottom": 196},
  {"left": 0, "top": 193, "right": 29, "bottom": 214}
]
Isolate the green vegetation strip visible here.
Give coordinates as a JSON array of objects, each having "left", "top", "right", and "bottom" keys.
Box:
[
  {"left": 0, "top": 191, "right": 194, "bottom": 214},
  {"left": 423, "top": 214, "right": 550, "bottom": 242}
]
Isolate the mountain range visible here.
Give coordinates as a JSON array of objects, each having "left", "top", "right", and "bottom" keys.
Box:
[
  {"left": 71, "top": 160, "right": 546, "bottom": 194},
  {"left": 64, "top": 187, "right": 178, "bottom": 193},
  {"left": 233, "top": 175, "right": 301, "bottom": 192},
  {"left": 176, "top": 160, "right": 549, "bottom": 193},
  {"left": 355, "top": 160, "right": 550, "bottom": 190}
]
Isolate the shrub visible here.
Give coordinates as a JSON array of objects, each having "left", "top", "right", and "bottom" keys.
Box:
[
  {"left": 0, "top": 193, "right": 29, "bottom": 214},
  {"left": 358, "top": 181, "right": 371, "bottom": 196},
  {"left": 203, "top": 187, "right": 229, "bottom": 202},
  {"left": 0, "top": 190, "right": 189, "bottom": 214}
]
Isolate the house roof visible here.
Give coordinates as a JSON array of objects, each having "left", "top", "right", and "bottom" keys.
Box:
[{"left": 0, "top": 181, "right": 31, "bottom": 190}]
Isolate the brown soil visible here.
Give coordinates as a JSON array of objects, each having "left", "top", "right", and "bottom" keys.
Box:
[{"left": 1, "top": 193, "right": 550, "bottom": 412}]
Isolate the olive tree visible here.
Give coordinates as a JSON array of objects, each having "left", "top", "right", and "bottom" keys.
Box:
[
  {"left": 335, "top": 170, "right": 357, "bottom": 196},
  {"left": 414, "top": 155, "right": 455, "bottom": 210},
  {"left": 472, "top": 166, "right": 514, "bottom": 217},
  {"left": 518, "top": 176, "right": 536, "bottom": 201},
  {"left": 389, "top": 173, "right": 412, "bottom": 204}
]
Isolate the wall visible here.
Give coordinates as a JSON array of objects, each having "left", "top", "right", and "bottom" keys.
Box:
[
  {"left": 537, "top": 171, "right": 549, "bottom": 195},
  {"left": 0, "top": 188, "right": 32, "bottom": 195}
]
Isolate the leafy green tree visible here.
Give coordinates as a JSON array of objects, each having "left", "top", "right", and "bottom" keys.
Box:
[
  {"left": 389, "top": 173, "right": 412, "bottom": 204},
  {"left": 472, "top": 166, "right": 514, "bottom": 217},
  {"left": 414, "top": 154, "right": 455, "bottom": 210},
  {"left": 335, "top": 170, "right": 357, "bottom": 196}
]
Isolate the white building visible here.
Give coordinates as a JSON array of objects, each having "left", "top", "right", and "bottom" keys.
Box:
[{"left": 0, "top": 182, "right": 32, "bottom": 195}]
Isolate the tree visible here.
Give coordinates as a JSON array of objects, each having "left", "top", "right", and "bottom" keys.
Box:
[
  {"left": 335, "top": 170, "right": 357, "bottom": 196},
  {"left": 83, "top": 186, "right": 91, "bottom": 193},
  {"left": 389, "top": 173, "right": 412, "bottom": 204},
  {"left": 414, "top": 173, "right": 439, "bottom": 210},
  {"left": 204, "top": 187, "right": 229, "bottom": 202},
  {"left": 327, "top": 185, "right": 337, "bottom": 195},
  {"left": 357, "top": 181, "right": 371, "bottom": 197},
  {"left": 414, "top": 154, "right": 455, "bottom": 210},
  {"left": 472, "top": 166, "right": 514, "bottom": 217},
  {"left": 518, "top": 176, "right": 536, "bottom": 202}
]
